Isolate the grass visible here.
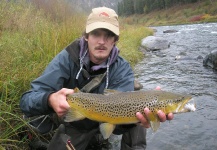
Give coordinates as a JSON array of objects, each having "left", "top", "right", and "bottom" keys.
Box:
[
  {"left": 118, "top": 24, "right": 153, "bottom": 67},
  {"left": 0, "top": 0, "right": 152, "bottom": 149}
]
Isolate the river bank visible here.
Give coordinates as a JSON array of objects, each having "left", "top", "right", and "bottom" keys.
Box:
[{"left": 120, "top": 0, "right": 217, "bottom": 27}]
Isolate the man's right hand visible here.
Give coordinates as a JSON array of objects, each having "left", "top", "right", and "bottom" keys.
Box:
[{"left": 48, "top": 88, "right": 74, "bottom": 117}]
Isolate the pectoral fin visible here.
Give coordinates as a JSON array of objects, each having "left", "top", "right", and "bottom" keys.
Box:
[
  {"left": 63, "top": 108, "right": 85, "bottom": 122},
  {"left": 99, "top": 123, "right": 116, "bottom": 139},
  {"left": 147, "top": 112, "right": 160, "bottom": 132},
  {"left": 150, "top": 120, "right": 160, "bottom": 132}
]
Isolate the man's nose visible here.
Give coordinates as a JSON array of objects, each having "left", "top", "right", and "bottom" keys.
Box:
[{"left": 98, "top": 35, "right": 107, "bottom": 44}]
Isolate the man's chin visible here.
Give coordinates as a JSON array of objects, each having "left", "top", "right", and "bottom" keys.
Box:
[{"left": 93, "top": 56, "right": 107, "bottom": 62}]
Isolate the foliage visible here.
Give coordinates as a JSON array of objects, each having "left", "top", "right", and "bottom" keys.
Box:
[
  {"left": 189, "top": 14, "right": 204, "bottom": 22},
  {"left": 121, "top": 0, "right": 217, "bottom": 26},
  {"left": 118, "top": 0, "right": 213, "bottom": 16},
  {"left": 118, "top": 0, "right": 134, "bottom": 16},
  {"left": 118, "top": 0, "right": 146, "bottom": 16}
]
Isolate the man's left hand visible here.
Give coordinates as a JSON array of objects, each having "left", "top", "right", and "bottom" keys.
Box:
[{"left": 136, "top": 107, "right": 174, "bottom": 128}]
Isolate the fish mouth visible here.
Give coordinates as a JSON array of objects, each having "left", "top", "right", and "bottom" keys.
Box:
[
  {"left": 184, "top": 103, "right": 196, "bottom": 112},
  {"left": 180, "top": 98, "right": 196, "bottom": 112},
  {"left": 184, "top": 98, "right": 196, "bottom": 111}
]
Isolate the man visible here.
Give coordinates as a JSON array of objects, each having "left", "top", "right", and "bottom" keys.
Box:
[{"left": 20, "top": 7, "right": 173, "bottom": 149}]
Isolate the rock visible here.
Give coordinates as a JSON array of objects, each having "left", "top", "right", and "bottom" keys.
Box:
[
  {"left": 141, "top": 36, "right": 170, "bottom": 51},
  {"left": 134, "top": 80, "right": 143, "bottom": 91},
  {"left": 203, "top": 50, "right": 217, "bottom": 70},
  {"left": 163, "top": 29, "right": 178, "bottom": 33},
  {"left": 175, "top": 55, "right": 203, "bottom": 60}
]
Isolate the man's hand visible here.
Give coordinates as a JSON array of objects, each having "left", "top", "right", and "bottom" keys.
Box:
[
  {"left": 136, "top": 107, "right": 174, "bottom": 128},
  {"left": 48, "top": 88, "right": 74, "bottom": 117},
  {"left": 136, "top": 85, "right": 174, "bottom": 128}
]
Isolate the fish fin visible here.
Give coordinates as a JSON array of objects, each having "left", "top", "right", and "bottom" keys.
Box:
[
  {"left": 99, "top": 123, "right": 116, "bottom": 139},
  {"left": 73, "top": 87, "right": 81, "bottom": 93},
  {"left": 63, "top": 108, "right": 85, "bottom": 122},
  {"left": 150, "top": 120, "right": 160, "bottom": 132},
  {"left": 103, "top": 89, "right": 121, "bottom": 95},
  {"left": 147, "top": 112, "right": 161, "bottom": 132}
]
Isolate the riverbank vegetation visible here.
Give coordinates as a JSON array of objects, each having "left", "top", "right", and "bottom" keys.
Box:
[
  {"left": 120, "top": 0, "right": 217, "bottom": 26},
  {"left": 0, "top": 0, "right": 152, "bottom": 149}
]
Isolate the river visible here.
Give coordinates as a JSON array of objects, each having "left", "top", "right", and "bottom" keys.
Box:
[{"left": 134, "top": 23, "right": 217, "bottom": 150}]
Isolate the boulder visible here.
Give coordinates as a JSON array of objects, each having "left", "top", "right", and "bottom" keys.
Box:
[
  {"left": 203, "top": 50, "right": 217, "bottom": 70},
  {"left": 163, "top": 29, "right": 178, "bottom": 33},
  {"left": 134, "top": 80, "right": 143, "bottom": 91},
  {"left": 141, "top": 36, "right": 170, "bottom": 51},
  {"left": 175, "top": 55, "right": 203, "bottom": 60}
]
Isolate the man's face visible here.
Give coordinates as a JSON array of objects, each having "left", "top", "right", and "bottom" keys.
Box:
[{"left": 85, "top": 29, "right": 117, "bottom": 64}]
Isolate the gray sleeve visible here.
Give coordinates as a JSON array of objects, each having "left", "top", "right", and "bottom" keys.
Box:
[{"left": 20, "top": 50, "right": 72, "bottom": 117}]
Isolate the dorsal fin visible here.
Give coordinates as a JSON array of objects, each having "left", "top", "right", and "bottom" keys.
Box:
[
  {"left": 103, "top": 89, "right": 121, "bottom": 96},
  {"left": 73, "top": 87, "right": 81, "bottom": 93}
]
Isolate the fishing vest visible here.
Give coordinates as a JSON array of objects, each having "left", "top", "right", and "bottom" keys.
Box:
[{"left": 65, "top": 39, "right": 108, "bottom": 131}]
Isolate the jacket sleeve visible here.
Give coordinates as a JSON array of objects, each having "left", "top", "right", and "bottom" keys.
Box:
[
  {"left": 20, "top": 50, "right": 72, "bottom": 117},
  {"left": 108, "top": 56, "right": 135, "bottom": 92}
]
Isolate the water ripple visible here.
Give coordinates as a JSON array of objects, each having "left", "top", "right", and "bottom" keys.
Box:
[{"left": 135, "top": 23, "right": 217, "bottom": 150}]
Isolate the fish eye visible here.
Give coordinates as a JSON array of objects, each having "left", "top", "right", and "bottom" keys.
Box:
[{"left": 179, "top": 97, "right": 185, "bottom": 101}]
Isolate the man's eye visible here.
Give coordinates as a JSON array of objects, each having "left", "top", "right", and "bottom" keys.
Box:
[{"left": 92, "top": 32, "right": 100, "bottom": 36}]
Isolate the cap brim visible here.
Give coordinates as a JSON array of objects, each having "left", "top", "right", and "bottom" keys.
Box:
[{"left": 86, "top": 22, "right": 119, "bottom": 36}]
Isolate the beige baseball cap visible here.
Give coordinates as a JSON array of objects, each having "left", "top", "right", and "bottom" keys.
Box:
[{"left": 86, "top": 7, "right": 119, "bottom": 36}]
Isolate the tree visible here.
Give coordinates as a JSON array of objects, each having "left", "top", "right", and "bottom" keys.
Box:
[
  {"left": 134, "top": 0, "right": 146, "bottom": 14},
  {"left": 123, "top": 0, "right": 134, "bottom": 16}
]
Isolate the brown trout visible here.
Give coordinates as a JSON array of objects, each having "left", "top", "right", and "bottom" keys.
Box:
[{"left": 64, "top": 88, "right": 195, "bottom": 139}]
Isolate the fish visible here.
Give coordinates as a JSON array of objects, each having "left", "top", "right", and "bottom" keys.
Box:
[{"left": 64, "top": 88, "right": 196, "bottom": 139}]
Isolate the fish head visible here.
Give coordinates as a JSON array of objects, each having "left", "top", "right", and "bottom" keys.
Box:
[
  {"left": 147, "top": 91, "right": 196, "bottom": 132},
  {"left": 155, "top": 91, "right": 196, "bottom": 114}
]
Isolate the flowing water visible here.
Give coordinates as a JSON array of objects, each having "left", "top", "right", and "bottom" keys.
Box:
[{"left": 134, "top": 23, "right": 217, "bottom": 150}]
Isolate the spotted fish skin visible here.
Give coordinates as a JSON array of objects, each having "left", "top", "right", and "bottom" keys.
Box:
[{"left": 64, "top": 89, "right": 195, "bottom": 139}]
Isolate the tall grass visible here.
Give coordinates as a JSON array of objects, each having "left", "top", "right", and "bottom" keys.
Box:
[
  {"left": 0, "top": 0, "right": 85, "bottom": 149},
  {"left": 0, "top": 0, "right": 152, "bottom": 149},
  {"left": 118, "top": 25, "right": 153, "bottom": 67}
]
